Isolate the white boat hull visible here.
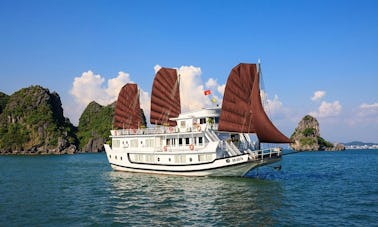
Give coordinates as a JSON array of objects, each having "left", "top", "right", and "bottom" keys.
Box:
[{"left": 104, "top": 144, "right": 280, "bottom": 177}]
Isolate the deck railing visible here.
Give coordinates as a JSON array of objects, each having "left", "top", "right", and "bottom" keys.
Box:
[
  {"left": 110, "top": 125, "right": 209, "bottom": 136},
  {"left": 249, "top": 148, "right": 282, "bottom": 160}
]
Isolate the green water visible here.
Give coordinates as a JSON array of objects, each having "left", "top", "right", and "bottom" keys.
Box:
[{"left": 0, "top": 150, "right": 377, "bottom": 226}]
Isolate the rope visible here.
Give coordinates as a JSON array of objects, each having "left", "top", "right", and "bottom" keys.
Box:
[{"left": 282, "top": 151, "right": 299, "bottom": 156}]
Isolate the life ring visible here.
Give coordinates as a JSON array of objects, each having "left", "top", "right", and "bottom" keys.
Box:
[
  {"left": 197, "top": 125, "right": 201, "bottom": 132},
  {"left": 163, "top": 146, "right": 167, "bottom": 151},
  {"left": 189, "top": 144, "right": 194, "bottom": 150}
]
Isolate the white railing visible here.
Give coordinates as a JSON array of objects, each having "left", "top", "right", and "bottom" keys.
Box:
[
  {"left": 248, "top": 148, "right": 281, "bottom": 160},
  {"left": 111, "top": 125, "right": 207, "bottom": 136},
  {"left": 204, "top": 130, "right": 219, "bottom": 142}
]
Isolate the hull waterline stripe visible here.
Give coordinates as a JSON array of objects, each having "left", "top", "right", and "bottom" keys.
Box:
[{"left": 109, "top": 157, "right": 280, "bottom": 173}]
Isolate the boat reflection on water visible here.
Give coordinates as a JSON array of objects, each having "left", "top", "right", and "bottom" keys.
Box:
[{"left": 104, "top": 171, "right": 283, "bottom": 226}]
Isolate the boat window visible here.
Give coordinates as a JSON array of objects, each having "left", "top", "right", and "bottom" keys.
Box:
[
  {"left": 130, "top": 139, "right": 138, "bottom": 148},
  {"left": 215, "top": 117, "right": 219, "bottom": 124},
  {"left": 185, "top": 138, "right": 190, "bottom": 145},
  {"left": 198, "top": 154, "right": 212, "bottom": 162},
  {"left": 175, "top": 155, "right": 186, "bottom": 163},
  {"left": 166, "top": 139, "right": 170, "bottom": 145},
  {"left": 199, "top": 137, "right": 203, "bottom": 145},
  {"left": 172, "top": 138, "right": 176, "bottom": 146},
  {"left": 113, "top": 140, "right": 120, "bottom": 148},
  {"left": 179, "top": 138, "right": 183, "bottom": 146},
  {"left": 200, "top": 118, "right": 206, "bottom": 124},
  {"left": 146, "top": 155, "right": 154, "bottom": 163},
  {"left": 146, "top": 139, "right": 154, "bottom": 147}
]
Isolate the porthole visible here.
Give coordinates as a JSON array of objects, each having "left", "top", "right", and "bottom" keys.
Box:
[
  {"left": 109, "top": 155, "right": 111, "bottom": 159},
  {"left": 168, "top": 158, "right": 171, "bottom": 162},
  {"left": 189, "top": 157, "right": 193, "bottom": 162},
  {"left": 115, "top": 155, "right": 117, "bottom": 160},
  {"left": 157, "top": 157, "right": 160, "bottom": 162},
  {"left": 120, "top": 156, "right": 122, "bottom": 161}
]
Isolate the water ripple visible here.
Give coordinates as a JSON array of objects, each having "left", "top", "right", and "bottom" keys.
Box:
[{"left": 0, "top": 150, "right": 377, "bottom": 226}]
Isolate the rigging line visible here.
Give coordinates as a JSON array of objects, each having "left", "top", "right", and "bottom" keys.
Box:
[
  {"left": 282, "top": 151, "right": 299, "bottom": 156},
  {"left": 259, "top": 61, "right": 272, "bottom": 119}
]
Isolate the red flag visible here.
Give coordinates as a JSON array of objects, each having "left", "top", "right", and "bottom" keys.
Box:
[{"left": 204, "top": 90, "right": 211, "bottom": 96}]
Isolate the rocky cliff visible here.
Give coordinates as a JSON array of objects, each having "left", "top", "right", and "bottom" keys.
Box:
[
  {"left": 290, "top": 115, "right": 345, "bottom": 151},
  {"left": 0, "top": 86, "right": 78, "bottom": 154},
  {"left": 76, "top": 101, "right": 147, "bottom": 152},
  {"left": 77, "top": 101, "right": 114, "bottom": 152}
]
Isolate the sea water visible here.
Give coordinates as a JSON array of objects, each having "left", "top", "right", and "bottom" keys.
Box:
[{"left": 0, "top": 150, "right": 377, "bottom": 226}]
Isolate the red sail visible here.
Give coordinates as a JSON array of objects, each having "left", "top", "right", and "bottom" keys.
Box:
[
  {"left": 218, "top": 64, "right": 256, "bottom": 133},
  {"left": 150, "top": 67, "right": 181, "bottom": 126},
  {"left": 218, "top": 63, "right": 290, "bottom": 143},
  {"left": 113, "top": 83, "right": 142, "bottom": 129}
]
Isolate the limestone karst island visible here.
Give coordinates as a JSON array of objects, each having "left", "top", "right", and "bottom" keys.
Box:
[{"left": 290, "top": 115, "right": 345, "bottom": 151}]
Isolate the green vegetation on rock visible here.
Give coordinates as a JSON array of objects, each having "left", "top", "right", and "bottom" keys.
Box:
[
  {"left": 290, "top": 115, "right": 344, "bottom": 151},
  {"left": 0, "top": 86, "right": 77, "bottom": 154},
  {"left": 77, "top": 101, "right": 114, "bottom": 152},
  {"left": 76, "top": 101, "right": 147, "bottom": 152},
  {"left": 317, "top": 136, "right": 334, "bottom": 149},
  {"left": 0, "top": 92, "right": 10, "bottom": 114}
]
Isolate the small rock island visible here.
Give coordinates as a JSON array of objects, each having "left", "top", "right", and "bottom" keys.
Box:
[{"left": 290, "top": 115, "right": 345, "bottom": 151}]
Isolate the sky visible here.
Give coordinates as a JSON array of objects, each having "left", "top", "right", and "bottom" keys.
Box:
[{"left": 0, "top": 0, "right": 377, "bottom": 143}]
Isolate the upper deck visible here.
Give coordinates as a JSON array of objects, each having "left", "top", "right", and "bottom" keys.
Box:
[{"left": 111, "top": 108, "right": 221, "bottom": 137}]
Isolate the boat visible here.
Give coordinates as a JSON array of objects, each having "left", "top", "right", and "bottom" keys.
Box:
[{"left": 104, "top": 63, "right": 291, "bottom": 177}]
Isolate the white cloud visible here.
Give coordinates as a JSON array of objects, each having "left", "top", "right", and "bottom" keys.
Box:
[
  {"left": 217, "top": 84, "right": 225, "bottom": 96},
  {"left": 311, "top": 90, "right": 326, "bottom": 101},
  {"left": 69, "top": 70, "right": 136, "bottom": 125},
  {"left": 309, "top": 100, "right": 342, "bottom": 118},
  {"left": 139, "top": 89, "right": 151, "bottom": 124},
  {"left": 360, "top": 102, "right": 378, "bottom": 109},
  {"left": 105, "top": 72, "right": 132, "bottom": 100},
  {"left": 68, "top": 65, "right": 223, "bottom": 125},
  {"left": 70, "top": 70, "right": 131, "bottom": 106},
  {"left": 357, "top": 102, "right": 378, "bottom": 119},
  {"left": 154, "top": 64, "right": 162, "bottom": 73},
  {"left": 205, "top": 78, "right": 218, "bottom": 88},
  {"left": 70, "top": 71, "right": 105, "bottom": 105},
  {"left": 260, "top": 90, "right": 284, "bottom": 116},
  {"left": 67, "top": 64, "right": 292, "bottom": 128},
  {"left": 177, "top": 65, "right": 213, "bottom": 111}
]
